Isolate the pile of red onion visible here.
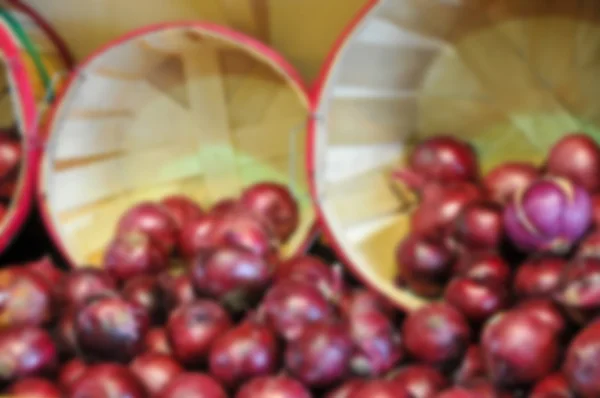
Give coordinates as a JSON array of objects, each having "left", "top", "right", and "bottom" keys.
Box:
[{"left": 0, "top": 128, "right": 23, "bottom": 222}]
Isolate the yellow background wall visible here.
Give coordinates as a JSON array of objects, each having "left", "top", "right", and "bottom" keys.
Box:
[{"left": 24, "top": 0, "right": 369, "bottom": 83}]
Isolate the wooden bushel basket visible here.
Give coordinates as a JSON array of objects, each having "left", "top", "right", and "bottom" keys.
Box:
[
  {"left": 39, "top": 23, "right": 315, "bottom": 268},
  {"left": 309, "top": 0, "right": 600, "bottom": 310},
  {"left": 0, "top": 2, "right": 71, "bottom": 254}
]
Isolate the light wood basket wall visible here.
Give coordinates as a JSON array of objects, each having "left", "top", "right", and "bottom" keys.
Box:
[
  {"left": 23, "top": 0, "right": 368, "bottom": 83},
  {"left": 39, "top": 23, "right": 314, "bottom": 268},
  {"left": 310, "top": 0, "right": 600, "bottom": 311}
]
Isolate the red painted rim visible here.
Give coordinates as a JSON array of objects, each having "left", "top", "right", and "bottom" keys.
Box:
[
  {"left": 38, "top": 22, "right": 317, "bottom": 268},
  {"left": 5, "top": 0, "right": 75, "bottom": 68},
  {"left": 0, "top": 23, "right": 39, "bottom": 255},
  {"left": 306, "top": 0, "right": 413, "bottom": 310}
]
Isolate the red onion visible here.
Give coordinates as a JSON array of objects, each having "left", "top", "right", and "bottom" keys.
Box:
[
  {"left": 285, "top": 321, "right": 353, "bottom": 387},
  {"left": 57, "top": 269, "right": 117, "bottom": 309},
  {"left": 346, "top": 301, "right": 403, "bottom": 377},
  {"left": 514, "top": 256, "right": 565, "bottom": 298},
  {"left": 67, "top": 364, "right": 146, "bottom": 398},
  {"left": 117, "top": 202, "right": 178, "bottom": 253},
  {"left": 402, "top": 303, "right": 471, "bottom": 367},
  {"left": 157, "top": 270, "right": 197, "bottom": 312},
  {"left": 516, "top": 299, "right": 566, "bottom": 337},
  {"left": 453, "top": 345, "right": 485, "bottom": 386},
  {"left": 504, "top": 177, "right": 592, "bottom": 253},
  {"left": 546, "top": 133, "right": 600, "bottom": 193},
  {"left": 340, "top": 289, "right": 395, "bottom": 319},
  {"left": 191, "top": 245, "right": 272, "bottom": 311},
  {"left": 435, "top": 388, "right": 479, "bottom": 398},
  {"left": 389, "top": 365, "right": 448, "bottom": 398},
  {"left": 144, "top": 327, "right": 172, "bottom": 355},
  {"left": 452, "top": 201, "right": 503, "bottom": 250},
  {"left": 530, "top": 373, "right": 572, "bottom": 398},
  {"left": 178, "top": 214, "right": 221, "bottom": 259},
  {"left": 26, "top": 256, "right": 63, "bottom": 285},
  {"left": 0, "top": 268, "right": 53, "bottom": 328},
  {"left": 411, "top": 182, "right": 481, "bottom": 240},
  {"left": 130, "top": 353, "right": 183, "bottom": 395},
  {"left": 7, "top": 378, "right": 61, "bottom": 398},
  {"left": 277, "top": 255, "right": 339, "bottom": 297},
  {"left": 454, "top": 252, "right": 511, "bottom": 287},
  {"left": 261, "top": 280, "right": 332, "bottom": 341},
  {"left": 55, "top": 310, "right": 78, "bottom": 357},
  {"left": 103, "top": 232, "right": 168, "bottom": 281},
  {"left": 396, "top": 234, "right": 454, "bottom": 297},
  {"left": 166, "top": 300, "right": 232, "bottom": 367},
  {"left": 444, "top": 277, "right": 508, "bottom": 324},
  {"left": 481, "top": 310, "right": 559, "bottom": 386},
  {"left": 592, "top": 194, "right": 600, "bottom": 226},
  {"left": 326, "top": 380, "right": 366, "bottom": 398},
  {"left": 59, "top": 359, "right": 87, "bottom": 390},
  {"left": 350, "top": 380, "right": 411, "bottom": 398},
  {"left": 211, "top": 199, "right": 237, "bottom": 215},
  {"left": 577, "top": 230, "right": 600, "bottom": 259},
  {"left": 483, "top": 162, "right": 539, "bottom": 205},
  {"left": 240, "top": 182, "right": 300, "bottom": 243},
  {"left": 209, "top": 319, "right": 278, "bottom": 386},
  {"left": 0, "top": 136, "right": 21, "bottom": 180},
  {"left": 75, "top": 295, "right": 150, "bottom": 363},
  {"left": 564, "top": 322, "right": 600, "bottom": 397},
  {"left": 160, "top": 195, "right": 204, "bottom": 229},
  {"left": 0, "top": 326, "right": 57, "bottom": 382},
  {"left": 236, "top": 375, "right": 311, "bottom": 398},
  {"left": 396, "top": 136, "right": 478, "bottom": 189},
  {"left": 555, "top": 258, "right": 600, "bottom": 324},
  {"left": 122, "top": 275, "right": 164, "bottom": 324},
  {"left": 156, "top": 373, "right": 226, "bottom": 398},
  {"left": 212, "top": 208, "right": 279, "bottom": 258}
]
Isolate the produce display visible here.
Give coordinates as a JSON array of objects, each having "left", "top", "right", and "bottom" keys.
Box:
[{"left": 0, "top": 126, "right": 22, "bottom": 221}]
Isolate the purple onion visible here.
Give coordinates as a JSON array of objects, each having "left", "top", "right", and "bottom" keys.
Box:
[{"left": 504, "top": 177, "right": 592, "bottom": 253}]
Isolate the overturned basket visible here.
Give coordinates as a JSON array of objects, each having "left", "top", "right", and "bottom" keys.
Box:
[
  {"left": 39, "top": 23, "right": 315, "bottom": 268},
  {"left": 310, "top": 0, "right": 600, "bottom": 310}
]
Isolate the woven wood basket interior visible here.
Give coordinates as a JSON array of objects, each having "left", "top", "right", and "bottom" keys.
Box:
[
  {"left": 312, "top": 0, "right": 600, "bottom": 310},
  {"left": 40, "top": 25, "right": 313, "bottom": 268}
]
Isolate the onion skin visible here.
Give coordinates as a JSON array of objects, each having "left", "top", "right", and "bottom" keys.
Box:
[
  {"left": 166, "top": 300, "right": 232, "bottom": 367},
  {"left": 514, "top": 256, "right": 565, "bottom": 299},
  {"left": 160, "top": 195, "right": 204, "bottom": 229},
  {"left": 117, "top": 202, "right": 178, "bottom": 254},
  {"left": 564, "top": 322, "right": 600, "bottom": 398},
  {"left": 178, "top": 214, "right": 222, "bottom": 259},
  {"left": 546, "top": 133, "right": 600, "bottom": 193},
  {"left": 156, "top": 373, "right": 226, "bottom": 398},
  {"left": 452, "top": 201, "right": 504, "bottom": 250},
  {"left": 435, "top": 388, "right": 479, "bottom": 398},
  {"left": 389, "top": 365, "right": 448, "bottom": 398},
  {"left": 7, "top": 378, "right": 61, "bottom": 398},
  {"left": 481, "top": 310, "right": 559, "bottom": 386},
  {"left": 157, "top": 271, "right": 197, "bottom": 312},
  {"left": 26, "top": 256, "right": 63, "bottom": 285},
  {"left": 285, "top": 321, "right": 353, "bottom": 388},
  {"left": 262, "top": 280, "right": 332, "bottom": 341},
  {"left": 577, "top": 230, "right": 600, "bottom": 259},
  {"left": 350, "top": 380, "right": 411, "bottom": 398},
  {"left": 236, "top": 375, "right": 311, "bottom": 398},
  {"left": 503, "top": 177, "right": 592, "bottom": 253},
  {"left": 592, "top": 194, "right": 600, "bottom": 226},
  {"left": 530, "top": 373, "right": 572, "bottom": 398},
  {"left": 444, "top": 277, "right": 508, "bottom": 324},
  {"left": 103, "top": 232, "right": 169, "bottom": 281},
  {"left": 209, "top": 320, "right": 278, "bottom": 387},
  {"left": 0, "top": 268, "right": 53, "bottom": 328},
  {"left": 555, "top": 259, "right": 600, "bottom": 324},
  {"left": 240, "top": 182, "right": 300, "bottom": 243},
  {"left": 122, "top": 275, "right": 164, "bottom": 324},
  {"left": 277, "top": 255, "right": 339, "bottom": 297},
  {"left": 59, "top": 359, "right": 87, "bottom": 390},
  {"left": 55, "top": 310, "right": 78, "bottom": 358},
  {"left": 75, "top": 295, "right": 150, "bottom": 363},
  {"left": 396, "top": 234, "right": 454, "bottom": 298},
  {"left": 190, "top": 246, "right": 272, "bottom": 311},
  {"left": 516, "top": 299, "right": 566, "bottom": 337},
  {"left": 326, "top": 380, "right": 366, "bottom": 398},
  {"left": 483, "top": 162, "right": 539, "bottom": 205},
  {"left": 144, "top": 327, "right": 172, "bottom": 355},
  {"left": 411, "top": 182, "right": 482, "bottom": 240},
  {"left": 402, "top": 303, "right": 471, "bottom": 367},
  {"left": 67, "top": 364, "right": 147, "bottom": 398},
  {"left": 0, "top": 326, "right": 57, "bottom": 382},
  {"left": 130, "top": 353, "right": 183, "bottom": 395},
  {"left": 453, "top": 345, "right": 485, "bottom": 386},
  {"left": 57, "top": 269, "right": 117, "bottom": 310},
  {"left": 454, "top": 252, "right": 511, "bottom": 287}
]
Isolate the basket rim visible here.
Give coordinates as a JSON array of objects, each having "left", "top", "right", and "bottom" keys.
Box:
[
  {"left": 0, "top": 21, "right": 39, "bottom": 255},
  {"left": 307, "top": 0, "right": 415, "bottom": 311},
  {"left": 37, "top": 21, "right": 318, "bottom": 268}
]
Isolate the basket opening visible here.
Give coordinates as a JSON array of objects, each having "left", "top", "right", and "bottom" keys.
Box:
[
  {"left": 42, "top": 25, "right": 313, "bottom": 267},
  {"left": 313, "top": 0, "right": 600, "bottom": 310}
]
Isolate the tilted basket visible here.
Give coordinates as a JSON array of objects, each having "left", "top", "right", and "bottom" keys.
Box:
[
  {"left": 309, "top": 0, "right": 600, "bottom": 310},
  {"left": 39, "top": 23, "right": 315, "bottom": 268}
]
